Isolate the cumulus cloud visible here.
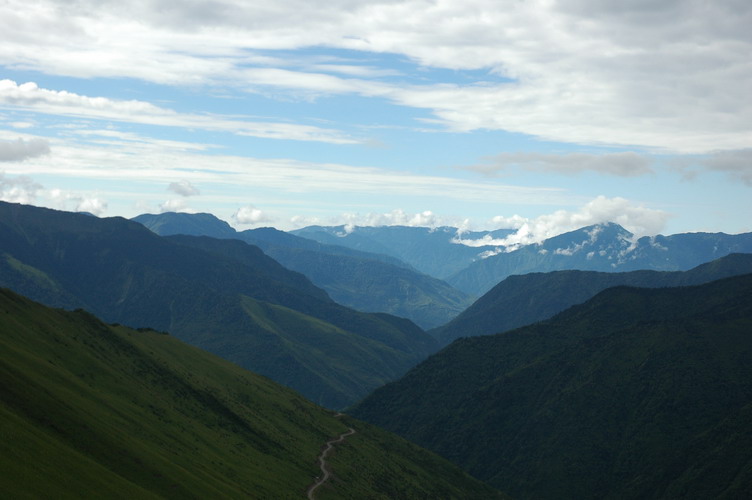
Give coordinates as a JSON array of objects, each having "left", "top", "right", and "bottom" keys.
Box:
[
  {"left": 0, "top": 172, "right": 42, "bottom": 203},
  {"left": 233, "top": 205, "right": 272, "bottom": 225},
  {"left": 168, "top": 180, "right": 200, "bottom": 197},
  {"left": 75, "top": 197, "right": 107, "bottom": 216},
  {"left": 455, "top": 196, "right": 670, "bottom": 251},
  {"left": 0, "top": 137, "right": 51, "bottom": 162},
  {"left": 466, "top": 151, "right": 654, "bottom": 177},
  {"left": 46, "top": 188, "right": 108, "bottom": 216},
  {"left": 331, "top": 209, "right": 475, "bottom": 233},
  {"left": 343, "top": 209, "right": 441, "bottom": 228},
  {"left": 159, "top": 198, "right": 195, "bottom": 213}
]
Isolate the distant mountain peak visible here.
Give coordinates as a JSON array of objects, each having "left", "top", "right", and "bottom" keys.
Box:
[{"left": 133, "top": 211, "right": 236, "bottom": 239}]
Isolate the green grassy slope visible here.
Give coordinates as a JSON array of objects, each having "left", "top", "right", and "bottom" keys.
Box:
[
  {"left": 0, "top": 288, "right": 505, "bottom": 499},
  {"left": 352, "top": 274, "right": 752, "bottom": 499}
]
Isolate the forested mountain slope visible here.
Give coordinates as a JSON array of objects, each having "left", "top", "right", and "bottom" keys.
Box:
[
  {"left": 432, "top": 252, "right": 752, "bottom": 346},
  {"left": 352, "top": 274, "right": 752, "bottom": 499}
]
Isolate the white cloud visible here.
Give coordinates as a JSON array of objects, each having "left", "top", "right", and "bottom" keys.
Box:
[
  {"left": 168, "top": 180, "right": 200, "bottom": 197},
  {"left": 46, "top": 188, "right": 108, "bottom": 216},
  {"left": 341, "top": 209, "right": 441, "bottom": 228},
  {"left": 0, "top": 137, "right": 50, "bottom": 162},
  {"left": 466, "top": 151, "right": 654, "bottom": 177},
  {"left": 0, "top": 79, "right": 359, "bottom": 144},
  {"left": 10, "top": 137, "right": 567, "bottom": 208},
  {"left": 455, "top": 195, "right": 670, "bottom": 250},
  {"left": 290, "top": 214, "right": 322, "bottom": 228},
  {"left": 159, "top": 198, "right": 194, "bottom": 213},
  {"left": 75, "top": 197, "right": 107, "bottom": 216},
  {"left": 0, "top": 172, "right": 42, "bottom": 203},
  {"left": 233, "top": 205, "right": 272, "bottom": 225},
  {"left": 0, "top": 1, "right": 749, "bottom": 153}
]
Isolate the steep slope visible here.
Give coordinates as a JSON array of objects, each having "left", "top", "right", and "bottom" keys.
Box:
[
  {"left": 447, "top": 222, "right": 752, "bottom": 295},
  {"left": 0, "top": 202, "right": 437, "bottom": 408},
  {"left": 351, "top": 274, "right": 752, "bottom": 499},
  {"left": 433, "top": 253, "right": 752, "bottom": 346},
  {"left": 0, "top": 289, "right": 505, "bottom": 499},
  {"left": 134, "top": 212, "right": 472, "bottom": 329}
]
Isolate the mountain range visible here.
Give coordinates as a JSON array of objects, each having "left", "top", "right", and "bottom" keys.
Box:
[
  {"left": 0, "top": 287, "right": 505, "bottom": 499},
  {"left": 432, "top": 252, "right": 752, "bottom": 346},
  {"left": 293, "top": 222, "right": 752, "bottom": 297},
  {"left": 134, "top": 212, "right": 472, "bottom": 329},
  {"left": 350, "top": 273, "right": 752, "bottom": 499},
  {"left": 0, "top": 201, "right": 436, "bottom": 408},
  {"left": 291, "top": 224, "right": 515, "bottom": 279}
]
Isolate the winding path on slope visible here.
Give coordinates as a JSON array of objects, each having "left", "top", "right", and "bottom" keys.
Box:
[{"left": 306, "top": 417, "right": 356, "bottom": 500}]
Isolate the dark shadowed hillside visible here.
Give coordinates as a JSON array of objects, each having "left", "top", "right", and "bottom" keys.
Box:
[
  {"left": 432, "top": 252, "right": 752, "bottom": 346},
  {"left": 352, "top": 274, "right": 752, "bottom": 499},
  {"left": 0, "top": 202, "right": 437, "bottom": 408}
]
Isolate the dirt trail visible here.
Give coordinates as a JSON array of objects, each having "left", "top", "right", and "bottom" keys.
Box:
[{"left": 306, "top": 421, "right": 356, "bottom": 499}]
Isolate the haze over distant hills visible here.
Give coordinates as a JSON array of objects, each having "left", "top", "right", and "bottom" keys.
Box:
[
  {"left": 432, "top": 252, "right": 752, "bottom": 346},
  {"left": 351, "top": 274, "right": 752, "bottom": 499},
  {"left": 295, "top": 222, "right": 752, "bottom": 297},
  {"left": 134, "top": 212, "right": 472, "bottom": 329},
  {"left": 291, "top": 224, "right": 515, "bottom": 279},
  {"left": 447, "top": 222, "right": 752, "bottom": 295},
  {"left": 0, "top": 202, "right": 437, "bottom": 408}
]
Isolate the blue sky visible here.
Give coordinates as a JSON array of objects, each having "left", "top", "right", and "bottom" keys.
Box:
[{"left": 1, "top": 0, "right": 750, "bottom": 244}]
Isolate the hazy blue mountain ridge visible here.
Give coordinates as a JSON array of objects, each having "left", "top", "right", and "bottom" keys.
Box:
[
  {"left": 447, "top": 222, "right": 752, "bottom": 295},
  {"left": 134, "top": 212, "right": 472, "bottom": 329},
  {"left": 291, "top": 224, "right": 516, "bottom": 279},
  {"left": 432, "top": 252, "right": 752, "bottom": 346}
]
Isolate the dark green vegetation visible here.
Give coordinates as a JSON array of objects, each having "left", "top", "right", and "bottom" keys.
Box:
[
  {"left": 446, "top": 222, "right": 752, "bottom": 296},
  {"left": 0, "top": 288, "right": 505, "bottom": 499},
  {"left": 433, "top": 252, "right": 752, "bottom": 346},
  {"left": 134, "top": 212, "right": 472, "bottom": 329},
  {"left": 351, "top": 274, "right": 752, "bottom": 499},
  {"left": 317, "top": 415, "right": 508, "bottom": 500},
  {"left": 0, "top": 202, "right": 437, "bottom": 408}
]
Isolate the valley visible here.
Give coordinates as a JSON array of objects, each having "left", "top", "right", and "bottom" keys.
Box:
[{"left": 2, "top": 201, "right": 752, "bottom": 498}]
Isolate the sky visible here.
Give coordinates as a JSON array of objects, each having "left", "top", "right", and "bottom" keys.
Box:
[{"left": 0, "top": 0, "right": 750, "bottom": 244}]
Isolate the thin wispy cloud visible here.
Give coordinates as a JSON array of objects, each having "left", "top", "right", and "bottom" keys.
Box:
[
  {"left": 0, "top": 0, "right": 748, "bottom": 233},
  {"left": 0, "top": 80, "right": 359, "bottom": 144},
  {"left": 464, "top": 152, "right": 654, "bottom": 178}
]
